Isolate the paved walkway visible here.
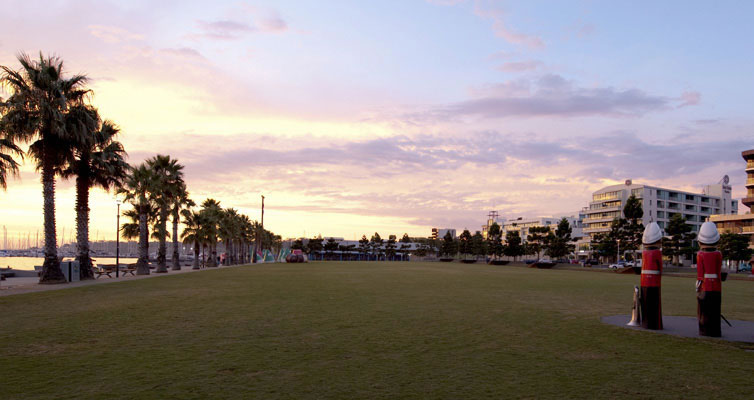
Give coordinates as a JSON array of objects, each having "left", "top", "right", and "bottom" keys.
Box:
[
  {"left": 0, "top": 263, "right": 249, "bottom": 297},
  {"left": 602, "top": 314, "right": 754, "bottom": 343}
]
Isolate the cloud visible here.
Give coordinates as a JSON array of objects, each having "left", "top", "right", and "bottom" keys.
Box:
[
  {"left": 497, "top": 60, "right": 542, "bottom": 72},
  {"left": 196, "top": 20, "right": 255, "bottom": 40},
  {"left": 154, "top": 128, "right": 750, "bottom": 237},
  {"left": 575, "top": 23, "right": 595, "bottom": 38},
  {"left": 193, "top": 11, "right": 287, "bottom": 40},
  {"left": 573, "top": 131, "right": 749, "bottom": 180},
  {"left": 180, "top": 129, "right": 748, "bottom": 185},
  {"left": 694, "top": 119, "right": 720, "bottom": 125},
  {"left": 88, "top": 25, "right": 144, "bottom": 43},
  {"left": 257, "top": 15, "right": 287, "bottom": 32},
  {"left": 678, "top": 91, "right": 701, "bottom": 107},
  {"left": 473, "top": 5, "right": 544, "bottom": 49},
  {"left": 431, "top": 74, "right": 670, "bottom": 119},
  {"left": 160, "top": 47, "right": 205, "bottom": 59}
]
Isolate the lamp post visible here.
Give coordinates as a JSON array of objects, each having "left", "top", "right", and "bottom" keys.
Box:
[
  {"left": 116, "top": 199, "right": 122, "bottom": 278},
  {"left": 616, "top": 239, "right": 621, "bottom": 264}
]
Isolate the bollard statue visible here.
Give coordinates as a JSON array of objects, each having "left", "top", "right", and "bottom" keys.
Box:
[
  {"left": 696, "top": 221, "right": 722, "bottom": 337},
  {"left": 640, "top": 222, "right": 664, "bottom": 330}
]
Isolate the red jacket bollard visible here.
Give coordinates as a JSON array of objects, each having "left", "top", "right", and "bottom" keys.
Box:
[
  {"left": 697, "top": 221, "right": 722, "bottom": 337},
  {"left": 640, "top": 222, "right": 663, "bottom": 330}
]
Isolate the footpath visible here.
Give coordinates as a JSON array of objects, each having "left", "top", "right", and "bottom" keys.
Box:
[{"left": 0, "top": 263, "right": 247, "bottom": 297}]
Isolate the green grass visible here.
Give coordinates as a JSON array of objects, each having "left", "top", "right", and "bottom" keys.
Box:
[{"left": 2, "top": 262, "right": 754, "bottom": 399}]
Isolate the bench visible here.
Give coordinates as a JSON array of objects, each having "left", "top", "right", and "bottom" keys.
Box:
[{"left": 93, "top": 265, "right": 115, "bottom": 279}]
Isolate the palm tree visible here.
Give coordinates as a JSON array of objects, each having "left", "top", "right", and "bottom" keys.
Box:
[
  {"left": 0, "top": 53, "right": 90, "bottom": 284},
  {"left": 180, "top": 209, "right": 205, "bottom": 269},
  {"left": 119, "top": 163, "right": 156, "bottom": 275},
  {"left": 62, "top": 107, "right": 129, "bottom": 279},
  {"left": 0, "top": 137, "right": 23, "bottom": 190},
  {"left": 220, "top": 208, "right": 241, "bottom": 265},
  {"left": 200, "top": 198, "right": 222, "bottom": 267},
  {"left": 170, "top": 183, "right": 194, "bottom": 270},
  {"left": 146, "top": 155, "right": 184, "bottom": 273},
  {"left": 239, "top": 214, "right": 254, "bottom": 264}
]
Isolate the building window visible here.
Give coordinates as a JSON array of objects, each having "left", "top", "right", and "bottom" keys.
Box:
[
  {"left": 657, "top": 200, "right": 665, "bottom": 208},
  {"left": 593, "top": 191, "right": 621, "bottom": 201},
  {"left": 686, "top": 194, "right": 695, "bottom": 201}
]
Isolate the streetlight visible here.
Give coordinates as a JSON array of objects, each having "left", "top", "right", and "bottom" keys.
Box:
[{"left": 116, "top": 198, "right": 122, "bottom": 278}]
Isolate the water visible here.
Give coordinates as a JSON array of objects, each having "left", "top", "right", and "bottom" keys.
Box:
[{"left": 1, "top": 257, "right": 140, "bottom": 271}]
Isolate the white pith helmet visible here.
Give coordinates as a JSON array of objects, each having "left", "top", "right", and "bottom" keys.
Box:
[
  {"left": 697, "top": 221, "right": 720, "bottom": 245},
  {"left": 642, "top": 222, "right": 663, "bottom": 245}
]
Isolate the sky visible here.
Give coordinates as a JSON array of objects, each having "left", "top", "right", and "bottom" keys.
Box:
[{"left": 0, "top": 0, "right": 752, "bottom": 242}]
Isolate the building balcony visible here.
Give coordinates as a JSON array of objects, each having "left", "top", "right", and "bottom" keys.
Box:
[
  {"left": 743, "top": 226, "right": 754, "bottom": 234},
  {"left": 584, "top": 216, "right": 617, "bottom": 223},
  {"left": 583, "top": 227, "right": 610, "bottom": 234},
  {"left": 744, "top": 197, "right": 754, "bottom": 207},
  {"left": 746, "top": 178, "right": 754, "bottom": 187},
  {"left": 585, "top": 204, "right": 621, "bottom": 213}
]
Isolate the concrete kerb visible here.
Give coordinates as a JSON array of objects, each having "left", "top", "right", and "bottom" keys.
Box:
[{"left": 0, "top": 263, "right": 255, "bottom": 297}]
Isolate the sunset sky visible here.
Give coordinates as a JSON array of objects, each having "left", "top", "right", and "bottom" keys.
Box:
[{"left": 1, "top": 0, "right": 752, "bottom": 242}]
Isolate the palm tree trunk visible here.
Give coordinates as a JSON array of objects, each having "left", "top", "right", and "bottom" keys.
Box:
[
  {"left": 39, "top": 154, "right": 65, "bottom": 284},
  {"left": 75, "top": 172, "right": 94, "bottom": 280},
  {"left": 136, "top": 204, "right": 150, "bottom": 275},
  {"left": 192, "top": 241, "right": 200, "bottom": 269},
  {"left": 155, "top": 207, "right": 168, "bottom": 273},
  {"left": 171, "top": 209, "right": 180, "bottom": 270},
  {"left": 208, "top": 239, "right": 217, "bottom": 267}
]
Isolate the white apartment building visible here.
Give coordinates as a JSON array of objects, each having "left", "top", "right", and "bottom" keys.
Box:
[{"left": 582, "top": 179, "right": 738, "bottom": 244}]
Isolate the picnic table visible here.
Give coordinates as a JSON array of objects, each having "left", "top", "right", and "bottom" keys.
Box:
[{"left": 94, "top": 264, "right": 137, "bottom": 278}]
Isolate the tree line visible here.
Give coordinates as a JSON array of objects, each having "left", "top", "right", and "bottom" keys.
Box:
[
  {"left": 409, "top": 218, "right": 576, "bottom": 261},
  {"left": 0, "top": 52, "right": 277, "bottom": 283},
  {"left": 291, "top": 233, "right": 414, "bottom": 260}
]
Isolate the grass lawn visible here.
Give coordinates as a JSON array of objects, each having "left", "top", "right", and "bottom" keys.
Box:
[{"left": 2, "top": 261, "right": 754, "bottom": 399}]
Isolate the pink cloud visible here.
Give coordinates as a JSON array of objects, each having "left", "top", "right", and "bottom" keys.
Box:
[
  {"left": 497, "top": 60, "right": 542, "bottom": 72},
  {"left": 88, "top": 25, "right": 144, "bottom": 43},
  {"left": 473, "top": 5, "right": 544, "bottom": 49},
  {"left": 678, "top": 91, "right": 701, "bottom": 107}
]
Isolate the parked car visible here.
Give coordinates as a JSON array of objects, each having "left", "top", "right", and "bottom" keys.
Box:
[
  {"left": 585, "top": 259, "right": 599, "bottom": 266},
  {"left": 738, "top": 262, "right": 752, "bottom": 273},
  {"left": 608, "top": 261, "right": 634, "bottom": 269}
]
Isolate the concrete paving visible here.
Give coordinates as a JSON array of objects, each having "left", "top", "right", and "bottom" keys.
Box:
[
  {"left": 602, "top": 314, "right": 754, "bottom": 343},
  {"left": 0, "top": 263, "right": 252, "bottom": 297}
]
